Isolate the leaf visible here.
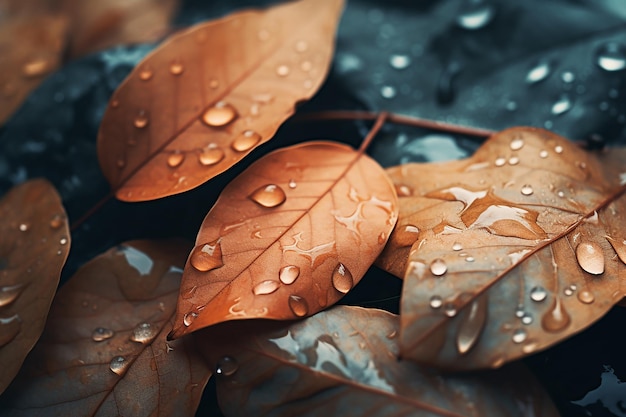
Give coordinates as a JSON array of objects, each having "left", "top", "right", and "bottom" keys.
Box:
[
  {"left": 169, "top": 141, "right": 398, "bottom": 339},
  {"left": 2, "top": 240, "right": 211, "bottom": 417},
  {"left": 0, "top": 179, "right": 70, "bottom": 394},
  {"left": 377, "top": 126, "right": 626, "bottom": 370},
  {"left": 97, "top": 0, "right": 345, "bottom": 202},
  {"left": 198, "top": 305, "right": 560, "bottom": 417},
  {"left": 0, "top": 14, "right": 68, "bottom": 125}
]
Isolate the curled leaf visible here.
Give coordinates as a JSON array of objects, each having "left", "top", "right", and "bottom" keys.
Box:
[
  {"left": 2, "top": 241, "right": 211, "bottom": 416},
  {"left": 97, "top": 0, "right": 344, "bottom": 202},
  {"left": 378, "top": 127, "right": 626, "bottom": 370},
  {"left": 198, "top": 306, "right": 559, "bottom": 417},
  {"left": 169, "top": 141, "right": 398, "bottom": 339},
  {"left": 0, "top": 179, "right": 70, "bottom": 394}
]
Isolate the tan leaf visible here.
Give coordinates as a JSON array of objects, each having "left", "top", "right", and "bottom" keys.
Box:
[
  {"left": 0, "top": 179, "right": 70, "bottom": 394},
  {"left": 2, "top": 241, "right": 211, "bottom": 416},
  {"left": 97, "top": 0, "right": 344, "bottom": 202},
  {"left": 169, "top": 141, "right": 398, "bottom": 339},
  {"left": 198, "top": 306, "right": 560, "bottom": 417},
  {"left": 377, "top": 127, "right": 626, "bottom": 370}
]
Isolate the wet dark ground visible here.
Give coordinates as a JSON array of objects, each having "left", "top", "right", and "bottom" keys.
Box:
[{"left": 2, "top": 0, "right": 626, "bottom": 415}]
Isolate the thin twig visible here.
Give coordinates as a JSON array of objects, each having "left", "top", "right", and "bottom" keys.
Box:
[{"left": 358, "top": 111, "right": 389, "bottom": 153}]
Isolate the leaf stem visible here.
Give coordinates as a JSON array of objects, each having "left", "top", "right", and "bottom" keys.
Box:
[{"left": 358, "top": 111, "right": 389, "bottom": 153}]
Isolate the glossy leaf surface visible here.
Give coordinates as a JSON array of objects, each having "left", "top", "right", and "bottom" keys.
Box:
[
  {"left": 199, "top": 306, "right": 559, "bottom": 417},
  {"left": 0, "top": 179, "right": 70, "bottom": 394},
  {"left": 170, "top": 141, "right": 398, "bottom": 338},
  {"left": 378, "top": 127, "right": 626, "bottom": 370},
  {"left": 2, "top": 240, "right": 211, "bottom": 416},
  {"left": 97, "top": 0, "right": 344, "bottom": 202}
]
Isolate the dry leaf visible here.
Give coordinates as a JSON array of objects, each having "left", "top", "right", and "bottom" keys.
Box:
[
  {"left": 0, "top": 179, "right": 70, "bottom": 394},
  {"left": 169, "top": 141, "right": 398, "bottom": 339},
  {"left": 377, "top": 127, "right": 626, "bottom": 370},
  {"left": 198, "top": 306, "right": 560, "bottom": 417},
  {"left": 2, "top": 240, "right": 211, "bottom": 417},
  {"left": 97, "top": 0, "right": 344, "bottom": 202}
]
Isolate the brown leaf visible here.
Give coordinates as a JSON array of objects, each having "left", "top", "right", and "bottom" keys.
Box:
[
  {"left": 169, "top": 141, "right": 398, "bottom": 339},
  {"left": 2, "top": 240, "right": 211, "bottom": 416},
  {"left": 0, "top": 179, "right": 70, "bottom": 394},
  {"left": 377, "top": 127, "right": 626, "bottom": 370},
  {"left": 198, "top": 306, "right": 560, "bottom": 417},
  {"left": 97, "top": 0, "right": 344, "bottom": 202}
]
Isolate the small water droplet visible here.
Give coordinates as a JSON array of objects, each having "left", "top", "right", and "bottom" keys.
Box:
[
  {"left": 110, "top": 99, "right": 120, "bottom": 108},
  {"left": 515, "top": 306, "right": 525, "bottom": 318},
  {"left": 494, "top": 157, "right": 506, "bottom": 167},
  {"left": 554, "top": 145, "right": 563, "bottom": 154},
  {"left": 190, "top": 239, "right": 224, "bottom": 272},
  {"left": 332, "top": 263, "right": 353, "bottom": 294},
  {"left": 169, "top": 61, "right": 184, "bottom": 75},
  {"left": 22, "top": 58, "right": 50, "bottom": 77},
  {"left": 577, "top": 290, "right": 595, "bottom": 304},
  {"left": 452, "top": 242, "right": 463, "bottom": 251},
  {"left": 521, "top": 184, "right": 534, "bottom": 196},
  {"left": 198, "top": 146, "right": 225, "bottom": 166},
  {"left": 378, "top": 232, "right": 387, "bottom": 245},
  {"left": 295, "top": 40, "right": 308, "bottom": 52},
  {"left": 430, "top": 258, "right": 447, "bottom": 276},
  {"left": 49, "top": 215, "right": 63, "bottom": 229},
  {"left": 596, "top": 42, "right": 626, "bottom": 72},
  {"left": 216, "top": 356, "right": 238, "bottom": 376},
  {"left": 209, "top": 79, "right": 219, "bottom": 89},
  {"left": 564, "top": 287, "right": 574, "bottom": 296},
  {"left": 380, "top": 85, "right": 396, "bottom": 99},
  {"left": 386, "top": 330, "right": 397, "bottom": 339},
  {"left": 59, "top": 237, "right": 68, "bottom": 245},
  {"left": 183, "top": 312, "right": 198, "bottom": 327},
  {"left": 253, "top": 280, "right": 280, "bottom": 295},
  {"left": 109, "top": 356, "right": 127, "bottom": 375},
  {"left": 465, "top": 256, "right": 475, "bottom": 262},
  {"left": 510, "top": 137, "right": 524, "bottom": 150},
  {"left": 526, "top": 61, "right": 551, "bottom": 83},
  {"left": 395, "top": 184, "right": 412, "bottom": 196},
  {"left": 134, "top": 112, "right": 149, "bottom": 128},
  {"left": 91, "top": 327, "right": 114, "bottom": 342},
  {"left": 456, "top": 0, "right": 495, "bottom": 30},
  {"left": 539, "top": 150, "right": 549, "bottom": 158},
  {"left": 167, "top": 152, "right": 185, "bottom": 168},
  {"left": 0, "top": 284, "right": 24, "bottom": 307},
  {"left": 249, "top": 184, "right": 286, "bottom": 208},
  {"left": 522, "top": 314, "right": 533, "bottom": 325},
  {"left": 508, "top": 156, "right": 520, "bottom": 165},
  {"left": 231, "top": 130, "right": 261, "bottom": 152},
  {"left": 130, "top": 323, "right": 156, "bottom": 343},
  {"left": 202, "top": 102, "right": 237, "bottom": 127},
  {"left": 139, "top": 67, "right": 153, "bottom": 81},
  {"left": 18, "top": 223, "right": 29, "bottom": 232},
  {"left": 512, "top": 329, "right": 527, "bottom": 344},
  {"left": 561, "top": 71, "right": 575, "bottom": 83},
  {"left": 530, "top": 286, "right": 548, "bottom": 302},
  {"left": 576, "top": 241, "right": 604, "bottom": 275},
  {"left": 288, "top": 294, "right": 309, "bottom": 317},
  {"left": 279, "top": 265, "right": 300, "bottom": 285},
  {"left": 444, "top": 303, "right": 457, "bottom": 317},
  {"left": 276, "top": 65, "right": 290, "bottom": 76},
  {"left": 430, "top": 295, "right": 443, "bottom": 309},
  {"left": 300, "top": 61, "right": 312, "bottom": 72},
  {"left": 389, "top": 54, "right": 411, "bottom": 69},
  {"left": 288, "top": 179, "right": 297, "bottom": 189},
  {"left": 551, "top": 95, "right": 572, "bottom": 115},
  {"left": 606, "top": 236, "right": 626, "bottom": 265}
]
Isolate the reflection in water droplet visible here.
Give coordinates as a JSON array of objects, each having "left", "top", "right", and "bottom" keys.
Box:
[
  {"left": 530, "top": 286, "right": 548, "bottom": 302},
  {"left": 456, "top": 0, "right": 495, "bottom": 30},
  {"left": 279, "top": 265, "right": 300, "bottom": 285},
  {"left": 50, "top": 215, "right": 63, "bottom": 229},
  {"left": 526, "top": 61, "right": 551, "bottom": 83},
  {"left": 169, "top": 61, "right": 184, "bottom": 75},
  {"left": 202, "top": 102, "right": 237, "bottom": 127},
  {"left": 542, "top": 298, "right": 571, "bottom": 332},
  {"left": 167, "top": 152, "right": 185, "bottom": 168},
  {"left": 521, "top": 184, "right": 534, "bottom": 196},
  {"left": 198, "top": 146, "right": 225, "bottom": 166},
  {"left": 456, "top": 298, "right": 487, "bottom": 354},
  {"left": 332, "top": 263, "right": 353, "bottom": 294},
  {"left": 510, "top": 137, "right": 524, "bottom": 150},
  {"left": 134, "top": 112, "right": 149, "bottom": 128},
  {"left": 551, "top": 95, "right": 572, "bottom": 115},
  {"left": 276, "top": 65, "right": 290, "bottom": 76},
  {"left": 109, "top": 356, "right": 127, "bottom": 375},
  {"left": 389, "top": 54, "right": 411, "bottom": 69},
  {"left": 288, "top": 294, "right": 309, "bottom": 317},
  {"left": 92, "top": 327, "right": 114, "bottom": 342},
  {"left": 131, "top": 323, "right": 156, "bottom": 343},
  {"left": 0, "top": 284, "right": 24, "bottom": 307},
  {"left": 596, "top": 42, "right": 626, "bottom": 71},
  {"left": 430, "top": 295, "right": 443, "bottom": 309},
  {"left": 253, "top": 280, "right": 280, "bottom": 295},
  {"left": 430, "top": 258, "right": 447, "bottom": 276},
  {"left": 216, "top": 356, "right": 238, "bottom": 376},
  {"left": 577, "top": 290, "right": 595, "bottom": 304},
  {"left": 183, "top": 312, "right": 198, "bottom": 327},
  {"left": 249, "top": 184, "right": 286, "bottom": 208},
  {"left": 444, "top": 303, "right": 457, "bottom": 317},
  {"left": 452, "top": 242, "right": 463, "bottom": 251},
  {"left": 231, "top": 130, "right": 261, "bottom": 152},
  {"left": 576, "top": 241, "right": 605, "bottom": 275},
  {"left": 512, "top": 329, "right": 527, "bottom": 344},
  {"left": 190, "top": 239, "right": 224, "bottom": 272}
]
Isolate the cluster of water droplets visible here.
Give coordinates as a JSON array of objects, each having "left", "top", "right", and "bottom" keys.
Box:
[{"left": 102, "top": 321, "right": 160, "bottom": 375}]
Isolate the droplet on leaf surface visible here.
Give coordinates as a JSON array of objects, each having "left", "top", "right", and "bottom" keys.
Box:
[
  {"left": 249, "top": 184, "right": 286, "bottom": 208},
  {"left": 231, "top": 130, "right": 261, "bottom": 152},
  {"left": 216, "top": 356, "right": 238, "bottom": 376},
  {"left": 430, "top": 258, "right": 447, "bottom": 276},
  {"left": 332, "top": 263, "right": 353, "bottom": 294},
  {"left": 530, "top": 286, "right": 548, "bottom": 302},
  {"left": 190, "top": 240, "right": 224, "bottom": 272},
  {"left": 202, "top": 102, "right": 238, "bottom": 127},
  {"left": 130, "top": 322, "right": 156, "bottom": 343},
  {"left": 279, "top": 265, "right": 300, "bottom": 284},
  {"left": 288, "top": 295, "right": 309, "bottom": 317},
  {"left": 109, "top": 356, "right": 128, "bottom": 375},
  {"left": 198, "top": 146, "right": 225, "bottom": 166},
  {"left": 575, "top": 241, "right": 605, "bottom": 275},
  {"left": 596, "top": 42, "right": 626, "bottom": 71},
  {"left": 91, "top": 327, "right": 114, "bottom": 342},
  {"left": 253, "top": 280, "right": 280, "bottom": 295}
]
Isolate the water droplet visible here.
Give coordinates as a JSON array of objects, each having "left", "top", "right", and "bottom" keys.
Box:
[
  {"left": 465, "top": 256, "right": 475, "bottom": 262},
  {"left": 564, "top": 287, "right": 574, "bottom": 296},
  {"left": 288, "top": 179, "right": 297, "bottom": 189},
  {"left": 510, "top": 137, "right": 524, "bottom": 150},
  {"left": 295, "top": 40, "right": 308, "bottom": 52},
  {"left": 452, "top": 242, "right": 463, "bottom": 251},
  {"left": 109, "top": 356, "right": 128, "bottom": 375},
  {"left": 541, "top": 297, "right": 571, "bottom": 333},
  {"left": 167, "top": 152, "right": 185, "bottom": 168},
  {"left": 91, "top": 327, "right": 114, "bottom": 342},
  {"left": 378, "top": 232, "right": 387, "bottom": 245},
  {"left": 530, "top": 286, "right": 548, "bottom": 302},
  {"left": 596, "top": 42, "right": 626, "bottom": 71},
  {"left": 554, "top": 145, "right": 563, "bottom": 154},
  {"left": 231, "top": 130, "right": 261, "bottom": 152},
  {"left": 494, "top": 157, "right": 506, "bottom": 167},
  {"left": 110, "top": 99, "right": 120, "bottom": 108},
  {"left": 606, "top": 236, "right": 626, "bottom": 265},
  {"left": 216, "top": 356, "right": 238, "bottom": 376},
  {"left": 380, "top": 85, "right": 396, "bottom": 99},
  {"left": 22, "top": 58, "right": 50, "bottom": 77},
  {"left": 576, "top": 241, "right": 605, "bottom": 275},
  {"left": 512, "top": 329, "right": 527, "bottom": 344},
  {"left": 183, "top": 312, "right": 198, "bottom": 327},
  {"left": 508, "top": 156, "right": 520, "bottom": 165},
  {"left": 190, "top": 239, "right": 224, "bottom": 272},
  {"left": 131, "top": 323, "right": 156, "bottom": 343},
  {"left": 332, "top": 263, "right": 353, "bottom": 294},
  {"left": 430, "top": 258, "right": 447, "bottom": 276},
  {"left": 522, "top": 314, "right": 533, "bottom": 325},
  {"left": 521, "top": 184, "right": 534, "bottom": 196},
  {"left": 134, "top": 112, "right": 149, "bottom": 128},
  {"left": 198, "top": 146, "right": 225, "bottom": 166},
  {"left": 253, "top": 280, "right": 280, "bottom": 295},
  {"left": 515, "top": 306, "right": 525, "bottom": 318},
  {"left": 169, "top": 61, "right": 184, "bottom": 75},
  {"left": 139, "top": 67, "right": 153, "bottom": 81},
  {"left": 395, "top": 184, "right": 412, "bottom": 196},
  {"left": 561, "top": 71, "right": 575, "bottom": 83},
  {"left": 577, "top": 290, "right": 595, "bottom": 304},
  {"left": 526, "top": 61, "right": 551, "bottom": 83},
  {"left": 551, "top": 95, "right": 572, "bottom": 115},
  {"left": 444, "top": 303, "right": 457, "bottom": 317},
  {"left": 456, "top": 0, "right": 495, "bottom": 30},
  {"left": 18, "top": 223, "right": 29, "bottom": 232},
  {"left": 288, "top": 295, "right": 309, "bottom": 317},
  {"left": 394, "top": 225, "right": 420, "bottom": 247},
  {"left": 60, "top": 237, "right": 68, "bottom": 245},
  {"left": 539, "top": 150, "right": 549, "bottom": 158},
  {"left": 276, "top": 65, "right": 290, "bottom": 76},
  {"left": 249, "top": 184, "right": 286, "bottom": 208},
  {"left": 300, "top": 61, "right": 312, "bottom": 72},
  {"left": 429, "top": 295, "right": 443, "bottom": 309},
  {"left": 389, "top": 54, "right": 411, "bottom": 69},
  {"left": 456, "top": 298, "right": 487, "bottom": 354},
  {"left": 209, "top": 79, "right": 219, "bottom": 89},
  {"left": 279, "top": 265, "right": 300, "bottom": 285},
  {"left": 201, "top": 102, "right": 237, "bottom": 127},
  {"left": 0, "top": 284, "right": 24, "bottom": 307}
]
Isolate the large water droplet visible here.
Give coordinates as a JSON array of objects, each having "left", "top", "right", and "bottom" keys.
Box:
[
  {"left": 183, "top": 312, "right": 198, "bottom": 327},
  {"left": 577, "top": 290, "right": 595, "bottom": 304},
  {"left": 332, "top": 263, "right": 353, "bottom": 294},
  {"left": 130, "top": 323, "right": 156, "bottom": 343},
  {"left": 456, "top": 298, "right": 487, "bottom": 354},
  {"left": 456, "top": 0, "right": 495, "bottom": 30},
  {"left": 198, "top": 146, "right": 224, "bottom": 166},
  {"left": 253, "top": 280, "right": 280, "bottom": 295},
  {"left": 551, "top": 95, "right": 572, "bottom": 115},
  {"left": 576, "top": 241, "right": 605, "bottom": 275},
  {"left": 231, "top": 130, "right": 261, "bottom": 152},
  {"left": 216, "top": 356, "right": 238, "bottom": 376},
  {"left": 0, "top": 284, "right": 24, "bottom": 307},
  {"left": 91, "top": 327, "right": 114, "bottom": 342},
  {"left": 430, "top": 295, "right": 443, "bottom": 309},
  {"left": 202, "top": 102, "right": 237, "bottom": 127},
  {"left": 167, "top": 152, "right": 185, "bottom": 168},
  {"left": 530, "top": 286, "right": 548, "bottom": 302},
  {"left": 541, "top": 298, "right": 571, "bottom": 332},
  {"left": 526, "top": 61, "right": 551, "bottom": 83},
  {"left": 394, "top": 225, "right": 420, "bottom": 247},
  {"left": 389, "top": 54, "right": 411, "bottom": 69},
  {"left": 596, "top": 42, "right": 626, "bottom": 71},
  {"left": 279, "top": 265, "right": 300, "bottom": 285},
  {"left": 512, "top": 329, "right": 527, "bottom": 344},
  {"left": 430, "top": 258, "right": 447, "bottom": 276},
  {"left": 249, "top": 184, "right": 286, "bottom": 208},
  {"left": 521, "top": 184, "right": 534, "bottom": 196},
  {"left": 109, "top": 356, "right": 128, "bottom": 375},
  {"left": 190, "top": 239, "right": 224, "bottom": 272},
  {"left": 0, "top": 315, "right": 21, "bottom": 347},
  {"left": 288, "top": 294, "right": 309, "bottom": 317}
]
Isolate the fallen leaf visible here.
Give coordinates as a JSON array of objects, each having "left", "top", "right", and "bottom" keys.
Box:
[
  {"left": 198, "top": 305, "right": 560, "bottom": 417},
  {"left": 1, "top": 240, "right": 211, "bottom": 417},
  {"left": 97, "top": 0, "right": 344, "bottom": 202},
  {"left": 0, "top": 179, "right": 70, "bottom": 394},
  {"left": 377, "top": 127, "right": 626, "bottom": 370},
  {"left": 169, "top": 141, "right": 398, "bottom": 339}
]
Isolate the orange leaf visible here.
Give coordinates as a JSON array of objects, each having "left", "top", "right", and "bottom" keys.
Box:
[
  {"left": 97, "top": 0, "right": 344, "bottom": 202},
  {"left": 169, "top": 141, "right": 398, "bottom": 339},
  {"left": 0, "top": 179, "right": 70, "bottom": 394},
  {"left": 377, "top": 127, "right": 626, "bottom": 370},
  {"left": 2, "top": 240, "right": 211, "bottom": 416}
]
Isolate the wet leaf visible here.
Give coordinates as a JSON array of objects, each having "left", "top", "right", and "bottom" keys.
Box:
[
  {"left": 2, "top": 240, "right": 211, "bottom": 416},
  {"left": 0, "top": 179, "right": 70, "bottom": 394},
  {"left": 97, "top": 0, "right": 344, "bottom": 202},
  {"left": 169, "top": 141, "right": 398, "bottom": 339},
  {"left": 377, "top": 127, "right": 626, "bottom": 370},
  {"left": 198, "top": 305, "right": 560, "bottom": 417}
]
